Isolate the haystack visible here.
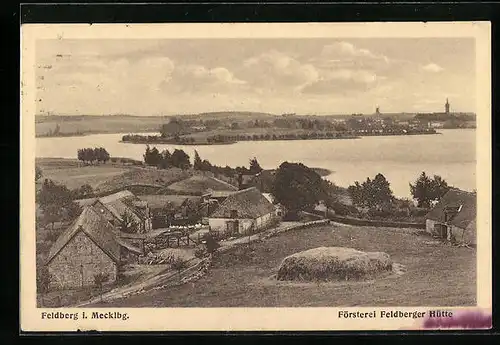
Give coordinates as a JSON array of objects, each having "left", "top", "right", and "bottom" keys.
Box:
[{"left": 277, "top": 247, "right": 392, "bottom": 282}]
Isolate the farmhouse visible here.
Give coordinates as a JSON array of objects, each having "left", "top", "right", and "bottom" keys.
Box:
[
  {"left": 238, "top": 170, "right": 275, "bottom": 192},
  {"left": 45, "top": 206, "right": 143, "bottom": 290},
  {"left": 137, "top": 194, "right": 202, "bottom": 228},
  {"left": 208, "top": 187, "right": 277, "bottom": 236},
  {"left": 91, "top": 190, "right": 152, "bottom": 233},
  {"left": 425, "top": 189, "right": 476, "bottom": 245}
]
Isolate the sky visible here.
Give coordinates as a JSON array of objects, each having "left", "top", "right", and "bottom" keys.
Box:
[{"left": 35, "top": 38, "right": 476, "bottom": 116}]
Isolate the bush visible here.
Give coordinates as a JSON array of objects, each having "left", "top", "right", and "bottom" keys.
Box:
[
  {"left": 194, "top": 245, "right": 208, "bottom": 259},
  {"left": 329, "top": 202, "right": 358, "bottom": 217}
]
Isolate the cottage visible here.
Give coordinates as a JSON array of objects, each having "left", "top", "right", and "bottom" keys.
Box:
[
  {"left": 238, "top": 170, "right": 275, "bottom": 192},
  {"left": 201, "top": 190, "right": 236, "bottom": 203},
  {"left": 45, "top": 206, "right": 143, "bottom": 290},
  {"left": 92, "top": 190, "right": 152, "bottom": 233},
  {"left": 137, "top": 194, "right": 202, "bottom": 228},
  {"left": 208, "top": 187, "right": 277, "bottom": 236},
  {"left": 425, "top": 189, "right": 476, "bottom": 245}
]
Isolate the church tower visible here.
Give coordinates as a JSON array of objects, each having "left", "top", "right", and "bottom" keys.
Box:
[{"left": 445, "top": 98, "right": 450, "bottom": 114}]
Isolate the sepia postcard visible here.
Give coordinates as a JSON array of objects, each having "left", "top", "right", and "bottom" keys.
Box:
[{"left": 20, "top": 22, "right": 491, "bottom": 332}]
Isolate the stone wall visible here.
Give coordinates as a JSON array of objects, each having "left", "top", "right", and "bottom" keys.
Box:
[{"left": 48, "top": 231, "right": 118, "bottom": 290}]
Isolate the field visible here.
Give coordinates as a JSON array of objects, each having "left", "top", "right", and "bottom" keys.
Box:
[
  {"left": 93, "top": 224, "right": 476, "bottom": 307},
  {"left": 35, "top": 158, "right": 225, "bottom": 195},
  {"left": 36, "top": 158, "right": 129, "bottom": 190},
  {"left": 35, "top": 115, "right": 168, "bottom": 136},
  {"left": 35, "top": 112, "right": 278, "bottom": 137}
]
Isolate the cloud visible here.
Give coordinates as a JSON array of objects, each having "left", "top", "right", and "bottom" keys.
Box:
[
  {"left": 163, "top": 64, "right": 246, "bottom": 94},
  {"left": 318, "top": 41, "right": 390, "bottom": 67},
  {"left": 421, "top": 63, "right": 444, "bottom": 73},
  {"left": 301, "top": 69, "right": 378, "bottom": 95},
  {"left": 240, "top": 50, "right": 319, "bottom": 92}
]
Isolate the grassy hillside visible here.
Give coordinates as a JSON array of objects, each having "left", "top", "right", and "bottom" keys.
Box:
[
  {"left": 35, "top": 112, "right": 278, "bottom": 137},
  {"left": 35, "top": 158, "right": 237, "bottom": 196},
  {"left": 94, "top": 224, "right": 476, "bottom": 307}
]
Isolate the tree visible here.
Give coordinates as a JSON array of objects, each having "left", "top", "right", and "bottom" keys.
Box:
[
  {"left": 431, "top": 175, "right": 450, "bottom": 200},
  {"left": 370, "top": 173, "right": 394, "bottom": 208},
  {"left": 158, "top": 149, "right": 171, "bottom": 169},
  {"left": 37, "top": 179, "right": 82, "bottom": 229},
  {"left": 200, "top": 159, "right": 212, "bottom": 172},
  {"left": 271, "top": 162, "right": 328, "bottom": 219},
  {"left": 71, "top": 184, "right": 94, "bottom": 199},
  {"left": 249, "top": 157, "right": 263, "bottom": 174},
  {"left": 35, "top": 165, "right": 43, "bottom": 182},
  {"left": 160, "top": 118, "right": 184, "bottom": 138},
  {"left": 94, "top": 147, "right": 110, "bottom": 164},
  {"left": 53, "top": 123, "right": 60, "bottom": 135},
  {"left": 93, "top": 272, "right": 109, "bottom": 302},
  {"left": 37, "top": 266, "right": 51, "bottom": 306},
  {"left": 143, "top": 146, "right": 162, "bottom": 167},
  {"left": 348, "top": 174, "right": 394, "bottom": 209},
  {"left": 171, "top": 149, "right": 191, "bottom": 169},
  {"left": 347, "top": 181, "right": 363, "bottom": 206},
  {"left": 410, "top": 172, "right": 450, "bottom": 208},
  {"left": 119, "top": 210, "right": 139, "bottom": 233},
  {"left": 171, "top": 256, "right": 188, "bottom": 284},
  {"left": 143, "top": 145, "right": 152, "bottom": 164},
  {"left": 203, "top": 232, "right": 220, "bottom": 254},
  {"left": 193, "top": 150, "right": 203, "bottom": 170}
]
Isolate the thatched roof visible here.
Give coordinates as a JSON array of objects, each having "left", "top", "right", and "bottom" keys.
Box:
[
  {"left": 46, "top": 206, "right": 121, "bottom": 265},
  {"left": 93, "top": 190, "right": 146, "bottom": 222},
  {"left": 166, "top": 175, "right": 238, "bottom": 194},
  {"left": 74, "top": 197, "right": 98, "bottom": 207},
  {"left": 100, "top": 190, "right": 135, "bottom": 203},
  {"left": 202, "top": 190, "right": 236, "bottom": 199},
  {"left": 209, "top": 187, "right": 275, "bottom": 219},
  {"left": 426, "top": 189, "right": 476, "bottom": 229},
  {"left": 137, "top": 195, "right": 200, "bottom": 210}
]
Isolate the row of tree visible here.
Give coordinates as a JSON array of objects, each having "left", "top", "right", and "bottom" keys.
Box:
[
  {"left": 77, "top": 147, "right": 110, "bottom": 164},
  {"left": 205, "top": 131, "right": 350, "bottom": 143},
  {"left": 143, "top": 146, "right": 191, "bottom": 169},
  {"left": 143, "top": 146, "right": 264, "bottom": 179},
  {"left": 347, "top": 171, "right": 451, "bottom": 211}
]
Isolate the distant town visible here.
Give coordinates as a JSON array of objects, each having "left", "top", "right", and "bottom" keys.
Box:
[{"left": 36, "top": 99, "right": 475, "bottom": 141}]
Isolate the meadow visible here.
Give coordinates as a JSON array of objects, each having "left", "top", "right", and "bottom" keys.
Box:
[{"left": 93, "top": 224, "right": 476, "bottom": 307}]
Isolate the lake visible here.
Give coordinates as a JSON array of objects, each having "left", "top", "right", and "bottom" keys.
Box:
[{"left": 36, "top": 129, "right": 476, "bottom": 199}]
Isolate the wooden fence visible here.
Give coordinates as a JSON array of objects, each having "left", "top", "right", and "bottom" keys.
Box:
[{"left": 310, "top": 210, "right": 425, "bottom": 229}]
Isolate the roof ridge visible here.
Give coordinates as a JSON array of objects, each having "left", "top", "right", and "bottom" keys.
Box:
[{"left": 231, "top": 186, "right": 258, "bottom": 196}]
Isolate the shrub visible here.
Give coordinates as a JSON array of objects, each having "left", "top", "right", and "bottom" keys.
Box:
[{"left": 194, "top": 245, "right": 208, "bottom": 259}]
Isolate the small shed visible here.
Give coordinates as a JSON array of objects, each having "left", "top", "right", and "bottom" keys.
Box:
[{"left": 425, "top": 189, "right": 476, "bottom": 245}]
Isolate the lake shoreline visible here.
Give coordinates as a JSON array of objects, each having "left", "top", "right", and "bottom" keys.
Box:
[
  {"left": 35, "top": 129, "right": 475, "bottom": 199},
  {"left": 120, "top": 131, "right": 441, "bottom": 145}
]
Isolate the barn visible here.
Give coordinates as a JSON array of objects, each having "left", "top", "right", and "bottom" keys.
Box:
[
  {"left": 91, "top": 190, "right": 152, "bottom": 233},
  {"left": 208, "top": 187, "right": 277, "bottom": 236},
  {"left": 425, "top": 189, "right": 477, "bottom": 245},
  {"left": 45, "top": 206, "right": 142, "bottom": 290}
]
